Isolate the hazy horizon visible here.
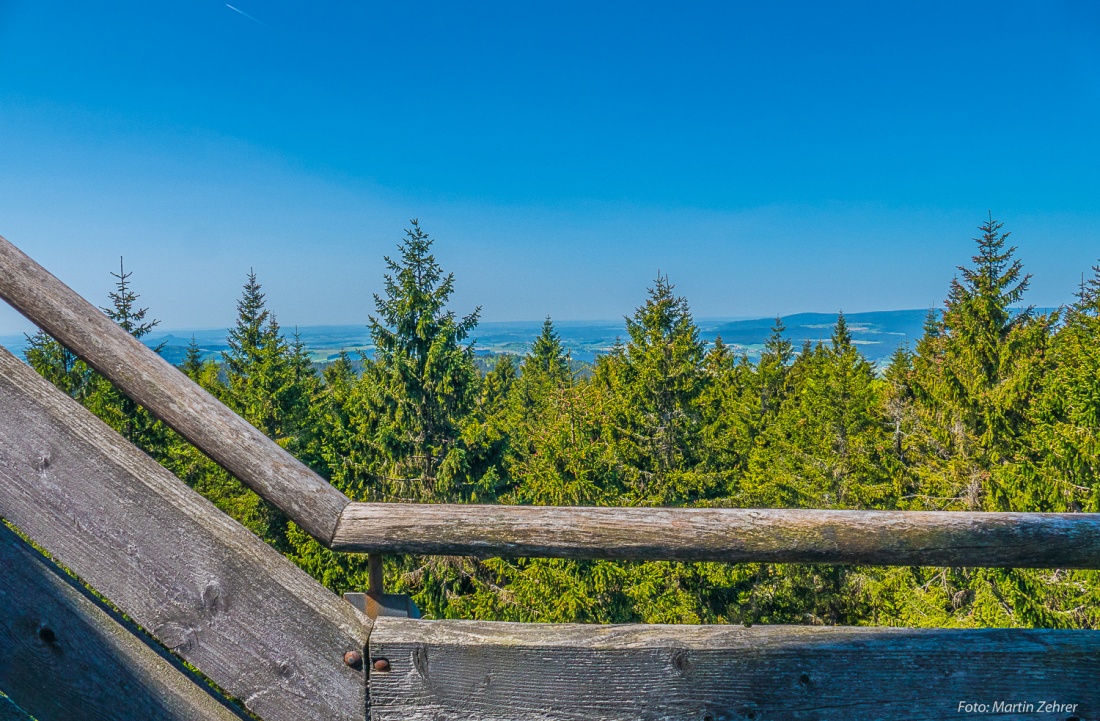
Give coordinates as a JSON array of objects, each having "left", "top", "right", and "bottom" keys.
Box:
[{"left": 0, "top": 306, "right": 1059, "bottom": 368}]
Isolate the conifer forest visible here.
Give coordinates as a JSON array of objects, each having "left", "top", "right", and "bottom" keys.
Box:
[{"left": 23, "top": 217, "right": 1100, "bottom": 630}]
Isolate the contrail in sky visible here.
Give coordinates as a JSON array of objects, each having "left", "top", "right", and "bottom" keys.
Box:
[{"left": 226, "top": 4, "right": 270, "bottom": 28}]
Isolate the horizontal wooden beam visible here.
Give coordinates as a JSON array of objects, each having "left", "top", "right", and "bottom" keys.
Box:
[
  {"left": 368, "top": 618, "right": 1100, "bottom": 720},
  {"left": 0, "top": 523, "right": 247, "bottom": 721},
  {"left": 0, "top": 346, "right": 369, "bottom": 721},
  {"left": 0, "top": 234, "right": 350, "bottom": 543},
  {"left": 334, "top": 502, "right": 1100, "bottom": 568}
]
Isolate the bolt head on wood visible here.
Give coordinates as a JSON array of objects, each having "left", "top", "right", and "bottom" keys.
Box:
[
  {"left": 343, "top": 651, "right": 363, "bottom": 670},
  {"left": 372, "top": 658, "right": 391, "bottom": 673}
]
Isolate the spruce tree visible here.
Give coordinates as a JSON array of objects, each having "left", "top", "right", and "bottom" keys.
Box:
[
  {"left": 284, "top": 328, "right": 323, "bottom": 463},
  {"left": 695, "top": 334, "right": 749, "bottom": 494},
  {"left": 528, "top": 316, "right": 571, "bottom": 383},
  {"left": 365, "top": 220, "right": 481, "bottom": 499},
  {"left": 710, "top": 317, "right": 793, "bottom": 480},
  {"left": 459, "top": 354, "right": 516, "bottom": 501},
  {"left": 24, "top": 330, "right": 90, "bottom": 400},
  {"left": 317, "top": 351, "right": 376, "bottom": 496},
  {"left": 742, "top": 314, "right": 895, "bottom": 510},
  {"left": 505, "top": 313, "right": 616, "bottom": 507},
  {"left": 103, "top": 257, "right": 160, "bottom": 340},
  {"left": 221, "top": 271, "right": 311, "bottom": 444},
  {"left": 759, "top": 317, "right": 793, "bottom": 416},
  {"left": 27, "top": 259, "right": 169, "bottom": 456},
  {"left": 510, "top": 316, "right": 573, "bottom": 436},
  {"left": 596, "top": 274, "right": 707, "bottom": 504},
  {"left": 88, "top": 259, "right": 167, "bottom": 451},
  {"left": 908, "top": 216, "right": 1051, "bottom": 510},
  {"left": 180, "top": 336, "right": 204, "bottom": 379},
  {"left": 223, "top": 269, "right": 270, "bottom": 417},
  {"left": 941, "top": 216, "right": 1040, "bottom": 454},
  {"left": 215, "top": 270, "right": 318, "bottom": 551},
  {"left": 1010, "top": 262, "right": 1100, "bottom": 511}
]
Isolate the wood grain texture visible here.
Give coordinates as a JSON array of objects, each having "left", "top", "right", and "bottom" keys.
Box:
[
  {"left": 334, "top": 501, "right": 1100, "bottom": 568},
  {"left": 0, "top": 523, "right": 247, "bottom": 721},
  {"left": 369, "top": 618, "right": 1100, "bottom": 720},
  {"left": 0, "top": 346, "right": 370, "bottom": 721},
  {"left": 0, "top": 234, "right": 349, "bottom": 543},
  {"left": 0, "top": 694, "right": 33, "bottom": 721}
]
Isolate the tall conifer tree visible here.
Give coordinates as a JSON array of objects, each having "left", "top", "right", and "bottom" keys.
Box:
[
  {"left": 365, "top": 220, "right": 481, "bottom": 499},
  {"left": 87, "top": 259, "right": 167, "bottom": 452},
  {"left": 596, "top": 274, "right": 707, "bottom": 504},
  {"left": 180, "top": 336, "right": 205, "bottom": 379},
  {"left": 908, "top": 216, "right": 1051, "bottom": 510}
]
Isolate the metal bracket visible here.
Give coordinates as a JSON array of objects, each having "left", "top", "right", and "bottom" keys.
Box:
[
  {"left": 342, "top": 554, "right": 421, "bottom": 620},
  {"left": 343, "top": 591, "right": 421, "bottom": 619}
]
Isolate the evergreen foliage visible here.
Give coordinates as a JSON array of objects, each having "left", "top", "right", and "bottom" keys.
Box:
[
  {"left": 26, "top": 258, "right": 169, "bottom": 456},
  {"left": 180, "top": 336, "right": 204, "bottom": 379},
  {"left": 26, "top": 217, "right": 1100, "bottom": 630},
  {"left": 361, "top": 220, "right": 482, "bottom": 501},
  {"left": 596, "top": 274, "right": 708, "bottom": 505}
]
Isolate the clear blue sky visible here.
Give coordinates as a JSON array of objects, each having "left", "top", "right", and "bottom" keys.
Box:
[{"left": 2, "top": 1, "right": 1099, "bottom": 335}]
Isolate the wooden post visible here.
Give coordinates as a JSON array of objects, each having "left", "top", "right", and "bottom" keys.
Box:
[
  {"left": 343, "top": 553, "right": 422, "bottom": 619},
  {"left": 369, "top": 554, "right": 385, "bottom": 599}
]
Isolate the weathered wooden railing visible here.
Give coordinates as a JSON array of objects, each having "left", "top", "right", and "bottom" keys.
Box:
[{"left": 0, "top": 234, "right": 1097, "bottom": 720}]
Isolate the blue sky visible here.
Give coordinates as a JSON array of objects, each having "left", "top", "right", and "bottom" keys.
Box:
[{"left": 2, "top": 1, "right": 1099, "bottom": 335}]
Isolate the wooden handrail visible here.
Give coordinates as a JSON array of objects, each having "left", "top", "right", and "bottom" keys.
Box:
[
  {"left": 332, "top": 502, "right": 1100, "bottom": 568},
  {"left": 0, "top": 235, "right": 351, "bottom": 543},
  {"left": 4, "top": 233, "right": 1100, "bottom": 571}
]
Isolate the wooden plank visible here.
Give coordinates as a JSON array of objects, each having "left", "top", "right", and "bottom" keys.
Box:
[
  {"left": 0, "top": 234, "right": 349, "bottom": 543},
  {"left": 334, "top": 501, "right": 1100, "bottom": 568},
  {"left": 0, "top": 346, "right": 370, "bottom": 721},
  {"left": 368, "top": 618, "right": 1100, "bottom": 720},
  {"left": 0, "top": 694, "right": 34, "bottom": 721},
  {"left": 0, "top": 524, "right": 247, "bottom": 721}
]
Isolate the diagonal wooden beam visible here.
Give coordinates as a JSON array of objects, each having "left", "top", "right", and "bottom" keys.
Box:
[
  {"left": 0, "top": 234, "right": 350, "bottom": 544},
  {"left": 0, "top": 523, "right": 249, "bottom": 721},
  {"left": 0, "top": 346, "right": 369, "bottom": 721},
  {"left": 0, "top": 694, "right": 34, "bottom": 721}
]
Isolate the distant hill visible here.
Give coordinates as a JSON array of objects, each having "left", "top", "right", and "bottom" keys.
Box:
[
  {"left": 468, "top": 313, "right": 930, "bottom": 364},
  {"left": 709, "top": 309, "right": 933, "bottom": 363},
  {"left": 2, "top": 307, "right": 1055, "bottom": 368}
]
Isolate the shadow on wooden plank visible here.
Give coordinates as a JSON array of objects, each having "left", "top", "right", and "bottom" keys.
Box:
[{"left": 0, "top": 522, "right": 249, "bottom": 721}]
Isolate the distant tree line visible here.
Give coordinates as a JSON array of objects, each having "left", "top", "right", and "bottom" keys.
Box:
[{"left": 25, "top": 216, "right": 1100, "bottom": 628}]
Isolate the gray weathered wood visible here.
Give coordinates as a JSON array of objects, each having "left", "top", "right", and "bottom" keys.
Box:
[
  {"left": 0, "top": 346, "right": 370, "bottom": 721},
  {"left": 334, "top": 501, "right": 1100, "bottom": 568},
  {"left": 0, "top": 523, "right": 247, "bottom": 721},
  {"left": 369, "top": 618, "right": 1100, "bottom": 720},
  {"left": 0, "top": 234, "right": 349, "bottom": 543}
]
